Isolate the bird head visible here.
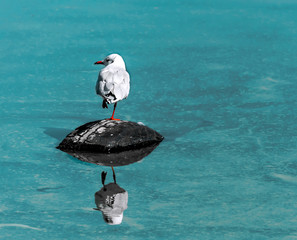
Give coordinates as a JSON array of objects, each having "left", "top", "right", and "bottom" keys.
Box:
[{"left": 94, "top": 54, "right": 126, "bottom": 69}]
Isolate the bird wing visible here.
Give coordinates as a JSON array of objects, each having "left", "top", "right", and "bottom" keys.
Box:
[
  {"left": 96, "top": 67, "right": 130, "bottom": 104},
  {"left": 113, "top": 69, "right": 130, "bottom": 102}
]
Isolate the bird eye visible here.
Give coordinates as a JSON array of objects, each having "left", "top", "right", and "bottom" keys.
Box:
[{"left": 105, "top": 58, "right": 113, "bottom": 64}]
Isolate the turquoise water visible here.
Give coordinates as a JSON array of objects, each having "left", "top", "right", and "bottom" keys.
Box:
[{"left": 1, "top": 0, "right": 297, "bottom": 239}]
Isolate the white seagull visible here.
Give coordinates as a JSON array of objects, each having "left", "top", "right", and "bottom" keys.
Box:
[{"left": 94, "top": 54, "right": 130, "bottom": 120}]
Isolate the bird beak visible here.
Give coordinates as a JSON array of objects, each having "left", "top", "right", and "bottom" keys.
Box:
[{"left": 94, "top": 60, "right": 104, "bottom": 65}]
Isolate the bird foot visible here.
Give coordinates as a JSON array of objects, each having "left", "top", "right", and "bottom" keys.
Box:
[
  {"left": 101, "top": 171, "right": 107, "bottom": 186},
  {"left": 106, "top": 117, "right": 121, "bottom": 121},
  {"left": 102, "top": 100, "right": 108, "bottom": 109}
]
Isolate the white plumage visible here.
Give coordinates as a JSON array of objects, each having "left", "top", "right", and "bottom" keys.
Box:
[{"left": 94, "top": 54, "right": 130, "bottom": 120}]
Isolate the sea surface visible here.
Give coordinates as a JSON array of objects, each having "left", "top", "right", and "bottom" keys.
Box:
[{"left": 1, "top": 0, "right": 297, "bottom": 239}]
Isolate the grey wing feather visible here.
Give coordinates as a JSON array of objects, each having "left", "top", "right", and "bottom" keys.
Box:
[
  {"left": 96, "top": 70, "right": 114, "bottom": 102},
  {"left": 96, "top": 67, "right": 130, "bottom": 104},
  {"left": 113, "top": 70, "right": 130, "bottom": 102}
]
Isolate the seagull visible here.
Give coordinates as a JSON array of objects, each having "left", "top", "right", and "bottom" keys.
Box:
[{"left": 94, "top": 54, "right": 130, "bottom": 120}]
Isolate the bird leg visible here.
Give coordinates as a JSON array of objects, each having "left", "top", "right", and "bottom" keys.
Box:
[
  {"left": 111, "top": 166, "right": 117, "bottom": 184},
  {"left": 107, "top": 102, "right": 120, "bottom": 121}
]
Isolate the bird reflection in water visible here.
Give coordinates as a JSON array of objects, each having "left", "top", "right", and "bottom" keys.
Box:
[{"left": 94, "top": 167, "right": 128, "bottom": 225}]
